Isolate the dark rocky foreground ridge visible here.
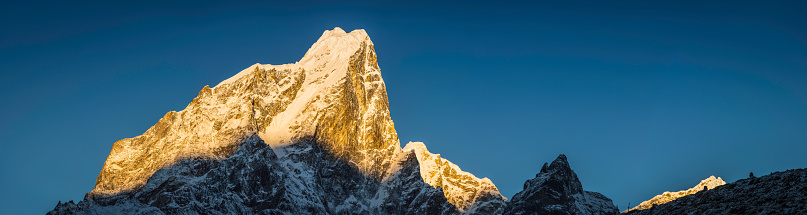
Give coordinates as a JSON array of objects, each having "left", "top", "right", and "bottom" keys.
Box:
[
  {"left": 50, "top": 135, "right": 617, "bottom": 215},
  {"left": 627, "top": 168, "right": 807, "bottom": 215}
]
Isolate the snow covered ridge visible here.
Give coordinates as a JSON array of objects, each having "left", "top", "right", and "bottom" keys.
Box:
[
  {"left": 626, "top": 168, "right": 807, "bottom": 214},
  {"left": 403, "top": 142, "right": 508, "bottom": 213},
  {"left": 54, "top": 27, "right": 805, "bottom": 214},
  {"left": 51, "top": 134, "right": 617, "bottom": 214},
  {"left": 86, "top": 27, "right": 503, "bottom": 211},
  {"left": 50, "top": 135, "right": 458, "bottom": 215},
  {"left": 91, "top": 27, "right": 398, "bottom": 196},
  {"left": 624, "top": 176, "right": 725, "bottom": 213}
]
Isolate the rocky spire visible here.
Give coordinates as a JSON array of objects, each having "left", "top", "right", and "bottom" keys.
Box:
[{"left": 504, "top": 154, "right": 618, "bottom": 215}]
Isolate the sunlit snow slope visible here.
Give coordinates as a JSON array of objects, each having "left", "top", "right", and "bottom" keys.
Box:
[
  {"left": 625, "top": 176, "right": 726, "bottom": 212},
  {"left": 89, "top": 27, "right": 502, "bottom": 212},
  {"left": 404, "top": 142, "right": 507, "bottom": 213}
]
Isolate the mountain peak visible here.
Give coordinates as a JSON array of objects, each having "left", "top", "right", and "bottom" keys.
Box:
[
  {"left": 90, "top": 27, "right": 394, "bottom": 197},
  {"left": 330, "top": 27, "right": 346, "bottom": 34},
  {"left": 533, "top": 154, "right": 583, "bottom": 196},
  {"left": 300, "top": 27, "right": 372, "bottom": 68},
  {"left": 549, "top": 154, "right": 570, "bottom": 171},
  {"left": 314, "top": 27, "right": 370, "bottom": 45},
  {"left": 506, "top": 154, "right": 618, "bottom": 214},
  {"left": 79, "top": 28, "right": 509, "bottom": 214}
]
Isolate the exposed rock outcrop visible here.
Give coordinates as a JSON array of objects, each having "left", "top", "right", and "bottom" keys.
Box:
[
  {"left": 50, "top": 134, "right": 458, "bottom": 214},
  {"left": 57, "top": 27, "right": 507, "bottom": 214},
  {"left": 49, "top": 27, "right": 632, "bottom": 215},
  {"left": 91, "top": 28, "right": 401, "bottom": 197},
  {"left": 624, "top": 175, "right": 726, "bottom": 213},
  {"left": 504, "top": 154, "right": 619, "bottom": 215},
  {"left": 627, "top": 168, "right": 807, "bottom": 215},
  {"left": 403, "top": 142, "right": 508, "bottom": 214}
]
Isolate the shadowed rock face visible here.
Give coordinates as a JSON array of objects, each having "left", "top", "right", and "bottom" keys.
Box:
[
  {"left": 91, "top": 28, "right": 400, "bottom": 197},
  {"left": 50, "top": 28, "right": 628, "bottom": 215},
  {"left": 403, "top": 142, "right": 508, "bottom": 213},
  {"left": 90, "top": 64, "right": 312, "bottom": 197},
  {"left": 627, "top": 168, "right": 807, "bottom": 215},
  {"left": 51, "top": 135, "right": 457, "bottom": 215},
  {"left": 79, "top": 27, "right": 506, "bottom": 213},
  {"left": 504, "top": 154, "right": 618, "bottom": 215}
]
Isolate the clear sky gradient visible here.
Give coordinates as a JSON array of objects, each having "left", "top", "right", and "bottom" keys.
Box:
[{"left": 1, "top": 1, "right": 806, "bottom": 214}]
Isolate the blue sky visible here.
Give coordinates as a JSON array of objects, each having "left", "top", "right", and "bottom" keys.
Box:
[{"left": 1, "top": 0, "right": 806, "bottom": 213}]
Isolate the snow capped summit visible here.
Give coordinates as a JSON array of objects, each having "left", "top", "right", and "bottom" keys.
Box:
[
  {"left": 327, "top": 26, "right": 347, "bottom": 35},
  {"left": 86, "top": 27, "right": 506, "bottom": 212},
  {"left": 298, "top": 27, "right": 371, "bottom": 69},
  {"left": 625, "top": 175, "right": 726, "bottom": 212},
  {"left": 49, "top": 27, "right": 806, "bottom": 215},
  {"left": 92, "top": 27, "right": 397, "bottom": 196}
]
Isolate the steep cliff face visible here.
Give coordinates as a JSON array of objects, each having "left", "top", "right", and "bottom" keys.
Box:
[
  {"left": 84, "top": 27, "right": 507, "bottom": 213},
  {"left": 403, "top": 142, "right": 508, "bottom": 214},
  {"left": 504, "top": 154, "right": 618, "bottom": 215},
  {"left": 624, "top": 176, "right": 725, "bottom": 212},
  {"left": 91, "top": 27, "right": 400, "bottom": 197}
]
